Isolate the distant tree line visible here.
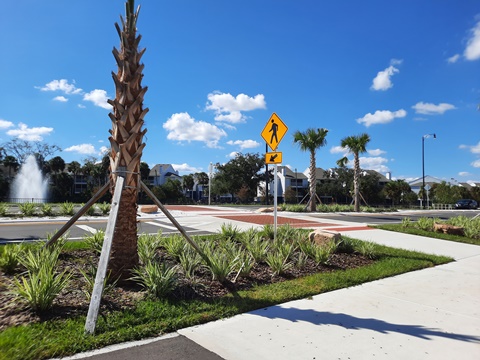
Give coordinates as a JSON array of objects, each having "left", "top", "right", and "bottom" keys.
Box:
[{"left": 1, "top": 139, "right": 478, "bottom": 206}]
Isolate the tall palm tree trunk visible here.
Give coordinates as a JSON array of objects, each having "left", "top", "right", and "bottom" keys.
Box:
[
  {"left": 309, "top": 151, "right": 317, "bottom": 212},
  {"left": 108, "top": 0, "right": 148, "bottom": 278},
  {"left": 353, "top": 154, "right": 360, "bottom": 212}
]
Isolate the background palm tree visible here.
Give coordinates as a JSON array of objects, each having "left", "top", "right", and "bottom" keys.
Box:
[
  {"left": 108, "top": 0, "right": 148, "bottom": 278},
  {"left": 337, "top": 133, "right": 371, "bottom": 212},
  {"left": 293, "top": 128, "right": 328, "bottom": 212}
]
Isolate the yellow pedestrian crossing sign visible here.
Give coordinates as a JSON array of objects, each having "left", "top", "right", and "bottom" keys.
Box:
[
  {"left": 261, "top": 113, "right": 288, "bottom": 151},
  {"left": 266, "top": 152, "right": 282, "bottom": 164}
]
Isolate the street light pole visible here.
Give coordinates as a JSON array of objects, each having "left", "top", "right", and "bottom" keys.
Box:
[
  {"left": 208, "top": 162, "right": 213, "bottom": 206},
  {"left": 422, "top": 133, "right": 436, "bottom": 209}
]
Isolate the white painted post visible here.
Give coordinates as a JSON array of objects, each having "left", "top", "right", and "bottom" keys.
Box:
[{"left": 85, "top": 176, "right": 124, "bottom": 334}]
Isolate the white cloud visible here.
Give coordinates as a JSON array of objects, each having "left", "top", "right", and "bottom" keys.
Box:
[
  {"left": 99, "top": 146, "right": 109, "bottom": 155},
  {"left": 172, "top": 163, "right": 202, "bottom": 174},
  {"left": 447, "top": 54, "right": 460, "bottom": 63},
  {"left": 0, "top": 119, "right": 14, "bottom": 129},
  {"left": 390, "top": 58, "right": 403, "bottom": 66},
  {"left": 368, "top": 148, "right": 386, "bottom": 156},
  {"left": 227, "top": 151, "right": 239, "bottom": 158},
  {"left": 359, "top": 156, "right": 389, "bottom": 173},
  {"left": 226, "top": 139, "right": 260, "bottom": 150},
  {"left": 6, "top": 123, "right": 53, "bottom": 141},
  {"left": 370, "top": 65, "right": 399, "bottom": 91},
  {"left": 53, "top": 96, "right": 68, "bottom": 102},
  {"left": 205, "top": 92, "right": 267, "bottom": 123},
  {"left": 64, "top": 144, "right": 97, "bottom": 155},
  {"left": 459, "top": 141, "right": 480, "bottom": 154},
  {"left": 38, "top": 79, "right": 82, "bottom": 94},
  {"left": 356, "top": 109, "right": 407, "bottom": 127},
  {"left": 412, "top": 102, "right": 456, "bottom": 115},
  {"left": 458, "top": 172, "right": 471, "bottom": 177},
  {"left": 464, "top": 20, "right": 480, "bottom": 61},
  {"left": 472, "top": 159, "right": 480, "bottom": 168},
  {"left": 83, "top": 89, "right": 111, "bottom": 109},
  {"left": 163, "top": 112, "right": 227, "bottom": 148},
  {"left": 330, "top": 146, "right": 348, "bottom": 156}
]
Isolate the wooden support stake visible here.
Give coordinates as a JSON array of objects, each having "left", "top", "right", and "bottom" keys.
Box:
[
  {"left": 140, "top": 181, "right": 211, "bottom": 267},
  {"left": 85, "top": 176, "right": 124, "bottom": 335},
  {"left": 44, "top": 182, "right": 110, "bottom": 248}
]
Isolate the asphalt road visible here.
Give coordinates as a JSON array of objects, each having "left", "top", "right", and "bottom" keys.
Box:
[
  {"left": 0, "top": 218, "right": 212, "bottom": 244},
  {"left": 0, "top": 208, "right": 478, "bottom": 244}
]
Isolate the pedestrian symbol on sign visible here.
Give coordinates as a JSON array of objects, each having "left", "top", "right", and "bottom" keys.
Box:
[{"left": 261, "top": 113, "right": 288, "bottom": 151}]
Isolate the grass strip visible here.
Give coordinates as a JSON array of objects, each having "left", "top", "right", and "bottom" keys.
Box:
[
  {"left": 374, "top": 224, "right": 480, "bottom": 246},
  {"left": 0, "top": 244, "right": 451, "bottom": 360}
]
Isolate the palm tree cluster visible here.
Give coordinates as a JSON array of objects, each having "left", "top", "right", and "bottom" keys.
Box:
[{"left": 293, "top": 130, "right": 372, "bottom": 212}]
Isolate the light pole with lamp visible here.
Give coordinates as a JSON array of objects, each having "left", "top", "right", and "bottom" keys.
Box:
[{"left": 422, "top": 133, "right": 436, "bottom": 209}]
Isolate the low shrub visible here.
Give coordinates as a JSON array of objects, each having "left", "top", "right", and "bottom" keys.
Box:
[
  {"left": 59, "top": 202, "right": 75, "bottom": 216},
  {"left": 19, "top": 202, "right": 36, "bottom": 217},
  {"left": 98, "top": 202, "right": 111, "bottom": 215},
  {"left": 0, "top": 244, "right": 23, "bottom": 274},
  {"left": 131, "top": 261, "right": 178, "bottom": 298},
  {"left": 0, "top": 202, "right": 9, "bottom": 216},
  {"left": 40, "top": 203, "right": 54, "bottom": 217}
]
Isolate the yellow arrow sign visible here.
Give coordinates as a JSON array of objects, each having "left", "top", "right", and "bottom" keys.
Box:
[
  {"left": 261, "top": 113, "right": 288, "bottom": 151},
  {"left": 265, "top": 152, "right": 282, "bottom": 164}
]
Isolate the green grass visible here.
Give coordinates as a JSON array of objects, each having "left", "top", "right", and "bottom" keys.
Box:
[
  {"left": 0, "top": 242, "right": 451, "bottom": 360},
  {"left": 374, "top": 223, "right": 480, "bottom": 246}
]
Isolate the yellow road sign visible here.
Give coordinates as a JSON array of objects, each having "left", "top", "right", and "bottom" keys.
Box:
[
  {"left": 266, "top": 152, "right": 282, "bottom": 164},
  {"left": 261, "top": 113, "right": 288, "bottom": 151}
]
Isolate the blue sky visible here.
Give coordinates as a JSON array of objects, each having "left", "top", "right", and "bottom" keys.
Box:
[{"left": 1, "top": 0, "right": 479, "bottom": 184}]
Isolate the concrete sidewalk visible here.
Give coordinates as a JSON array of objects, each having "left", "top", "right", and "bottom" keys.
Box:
[
  {"left": 179, "top": 229, "right": 480, "bottom": 359},
  {"left": 56, "top": 226, "right": 480, "bottom": 360}
]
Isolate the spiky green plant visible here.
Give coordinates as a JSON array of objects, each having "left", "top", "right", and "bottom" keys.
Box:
[
  {"left": 83, "top": 230, "right": 105, "bottom": 254},
  {"left": 276, "top": 223, "right": 298, "bottom": 242},
  {"left": 219, "top": 223, "right": 241, "bottom": 242},
  {"left": 40, "top": 203, "right": 54, "bottom": 217},
  {"left": 311, "top": 242, "right": 336, "bottom": 265},
  {"left": 178, "top": 246, "right": 203, "bottom": 279},
  {"left": 415, "top": 217, "right": 435, "bottom": 231},
  {"left": 59, "top": 202, "right": 75, "bottom": 216},
  {"left": 265, "top": 251, "right": 292, "bottom": 276},
  {"left": 203, "top": 244, "right": 238, "bottom": 283},
  {"left": 85, "top": 204, "right": 96, "bottom": 216},
  {"left": 245, "top": 234, "right": 269, "bottom": 263},
  {"left": 79, "top": 263, "right": 118, "bottom": 301},
  {"left": 161, "top": 234, "right": 185, "bottom": 261},
  {"left": 131, "top": 262, "right": 178, "bottom": 298},
  {"left": 0, "top": 202, "right": 8, "bottom": 216},
  {"left": 19, "top": 238, "right": 65, "bottom": 274},
  {"left": 19, "top": 202, "right": 36, "bottom": 217},
  {"left": 233, "top": 250, "right": 256, "bottom": 279},
  {"left": 0, "top": 244, "right": 23, "bottom": 274},
  {"left": 401, "top": 217, "right": 411, "bottom": 228},
  {"left": 358, "top": 241, "right": 378, "bottom": 260},
  {"left": 98, "top": 202, "right": 111, "bottom": 215},
  {"left": 137, "top": 232, "right": 162, "bottom": 265},
  {"left": 260, "top": 224, "right": 275, "bottom": 240}
]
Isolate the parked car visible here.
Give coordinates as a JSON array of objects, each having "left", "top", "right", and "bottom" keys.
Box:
[{"left": 454, "top": 199, "right": 478, "bottom": 209}]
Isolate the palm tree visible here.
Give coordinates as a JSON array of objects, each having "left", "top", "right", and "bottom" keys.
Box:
[
  {"left": 293, "top": 128, "right": 328, "bottom": 212},
  {"left": 108, "top": 0, "right": 148, "bottom": 278},
  {"left": 337, "top": 133, "right": 371, "bottom": 212}
]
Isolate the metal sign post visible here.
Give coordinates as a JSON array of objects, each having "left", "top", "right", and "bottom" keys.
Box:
[
  {"left": 274, "top": 164, "right": 278, "bottom": 240},
  {"left": 261, "top": 112, "right": 287, "bottom": 241}
]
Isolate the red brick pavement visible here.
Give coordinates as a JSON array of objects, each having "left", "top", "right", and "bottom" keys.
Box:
[{"left": 214, "top": 214, "right": 338, "bottom": 228}]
